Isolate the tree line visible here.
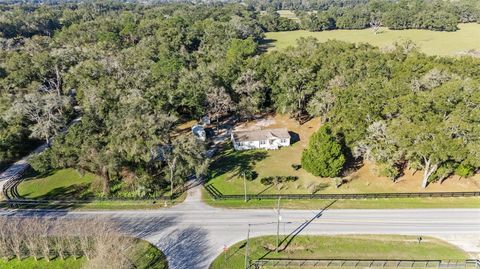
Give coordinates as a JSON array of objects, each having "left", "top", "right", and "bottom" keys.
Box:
[
  {"left": 0, "top": 217, "right": 146, "bottom": 269},
  {"left": 250, "top": 0, "right": 480, "bottom": 32},
  {"left": 1, "top": 2, "right": 479, "bottom": 194}
]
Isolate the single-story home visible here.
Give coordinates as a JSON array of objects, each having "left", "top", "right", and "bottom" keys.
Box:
[{"left": 231, "top": 128, "right": 291, "bottom": 150}]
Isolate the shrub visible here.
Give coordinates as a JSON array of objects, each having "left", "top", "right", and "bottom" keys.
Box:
[
  {"left": 291, "top": 164, "right": 301, "bottom": 170},
  {"left": 259, "top": 176, "right": 298, "bottom": 186},
  {"left": 260, "top": 177, "right": 274, "bottom": 185},
  {"left": 241, "top": 170, "right": 258, "bottom": 181},
  {"left": 376, "top": 163, "right": 401, "bottom": 182},
  {"left": 455, "top": 163, "right": 475, "bottom": 178},
  {"left": 301, "top": 125, "right": 346, "bottom": 177}
]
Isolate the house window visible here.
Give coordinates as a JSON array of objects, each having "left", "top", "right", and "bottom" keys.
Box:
[
  {"left": 281, "top": 139, "right": 287, "bottom": 143},
  {"left": 260, "top": 140, "right": 266, "bottom": 145}
]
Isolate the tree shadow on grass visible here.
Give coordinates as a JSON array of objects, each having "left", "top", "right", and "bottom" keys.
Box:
[
  {"left": 258, "top": 38, "right": 277, "bottom": 53},
  {"left": 206, "top": 146, "right": 268, "bottom": 183},
  {"left": 21, "top": 183, "right": 94, "bottom": 200}
]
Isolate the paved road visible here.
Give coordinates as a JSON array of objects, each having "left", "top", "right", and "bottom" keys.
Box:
[{"left": 1, "top": 185, "right": 479, "bottom": 269}]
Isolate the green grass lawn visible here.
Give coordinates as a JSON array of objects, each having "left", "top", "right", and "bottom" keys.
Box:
[
  {"left": 203, "top": 189, "right": 480, "bottom": 209},
  {"left": 265, "top": 23, "right": 480, "bottom": 56},
  {"left": 0, "top": 239, "right": 166, "bottom": 269},
  {"left": 0, "top": 257, "right": 84, "bottom": 269},
  {"left": 14, "top": 168, "right": 185, "bottom": 210},
  {"left": 18, "top": 168, "right": 97, "bottom": 200},
  {"left": 210, "top": 235, "right": 469, "bottom": 269}
]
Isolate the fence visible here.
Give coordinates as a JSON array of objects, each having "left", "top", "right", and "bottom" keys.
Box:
[
  {"left": 204, "top": 185, "right": 480, "bottom": 201},
  {"left": 250, "top": 259, "right": 480, "bottom": 269}
]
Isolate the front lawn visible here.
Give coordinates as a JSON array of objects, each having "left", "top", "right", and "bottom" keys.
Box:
[
  {"left": 210, "top": 235, "right": 469, "bottom": 269},
  {"left": 18, "top": 168, "right": 97, "bottom": 200},
  {"left": 14, "top": 168, "right": 184, "bottom": 210},
  {"left": 206, "top": 115, "right": 480, "bottom": 198}
]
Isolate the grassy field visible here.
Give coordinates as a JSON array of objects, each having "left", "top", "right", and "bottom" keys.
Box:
[
  {"left": 265, "top": 23, "right": 480, "bottom": 56},
  {"left": 202, "top": 189, "right": 480, "bottom": 209},
  {"left": 210, "top": 235, "right": 469, "bottom": 269},
  {"left": 18, "top": 168, "right": 97, "bottom": 200},
  {"left": 206, "top": 115, "right": 480, "bottom": 199},
  {"left": 15, "top": 168, "right": 184, "bottom": 210},
  {"left": 0, "top": 239, "right": 166, "bottom": 269}
]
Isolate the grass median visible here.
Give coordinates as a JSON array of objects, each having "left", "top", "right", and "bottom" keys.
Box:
[{"left": 210, "top": 235, "right": 469, "bottom": 269}]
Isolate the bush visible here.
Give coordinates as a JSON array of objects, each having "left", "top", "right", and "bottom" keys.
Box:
[
  {"left": 242, "top": 170, "right": 258, "bottom": 181},
  {"left": 376, "top": 163, "right": 401, "bottom": 181},
  {"left": 301, "top": 125, "right": 345, "bottom": 177},
  {"left": 291, "top": 164, "right": 301, "bottom": 170},
  {"left": 260, "top": 176, "right": 298, "bottom": 186},
  {"left": 260, "top": 177, "right": 274, "bottom": 185},
  {"left": 455, "top": 163, "right": 475, "bottom": 178}
]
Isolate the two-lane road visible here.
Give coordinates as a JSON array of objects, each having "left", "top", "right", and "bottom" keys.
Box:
[{"left": 1, "top": 186, "right": 479, "bottom": 269}]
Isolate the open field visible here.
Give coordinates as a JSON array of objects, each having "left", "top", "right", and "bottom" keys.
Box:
[
  {"left": 210, "top": 235, "right": 469, "bottom": 269},
  {"left": 277, "top": 10, "right": 300, "bottom": 23},
  {"left": 15, "top": 168, "right": 185, "bottom": 210},
  {"left": 206, "top": 114, "right": 480, "bottom": 198},
  {"left": 265, "top": 23, "right": 480, "bottom": 56},
  {"left": 0, "top": 239, "right": 167, "bottom": 269}
]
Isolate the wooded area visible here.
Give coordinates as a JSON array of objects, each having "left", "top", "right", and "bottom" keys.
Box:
[
  {"left": 248, "top": 0, "right": 480, "bottom": 32},
  {"left": 1, "top": 1, "right": 479, "bottom": 197}
]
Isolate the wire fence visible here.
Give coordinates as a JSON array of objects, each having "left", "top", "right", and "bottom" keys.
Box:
[
  {"left": 204, "top": 184, "right": 480, "bottom": 201},
  {"left": 250, "top": 259, "right": 480, "bottom": 269}
]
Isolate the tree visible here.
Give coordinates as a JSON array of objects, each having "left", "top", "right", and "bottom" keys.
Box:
[
  {"left": 206, "top": 86, "right": 233, "bottom": 129},
  {"left": 159, "top": 134, "right": 209, "bottom": 197},
  {"left": 233, "top": 69, "right": 266, "bottom": 119},
  {"left": 8, "top": 91, "right": 70, "bottom": 145},
  {"left": 301, "top": 125, "right": 346, "bottom": 177},
  {"left": 274, "top": 67, "right": 315, "bottom": 122}
]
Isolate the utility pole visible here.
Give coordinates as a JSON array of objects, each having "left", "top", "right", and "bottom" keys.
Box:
[
  {"left": 245, "top": 224, "right": 250, "bottom": 269},
  {"left": 276, "top": 196, "right": 281, "bottom": 253},
  {"left": 243, "top": 172, "right": 247, "bottom": 202}
]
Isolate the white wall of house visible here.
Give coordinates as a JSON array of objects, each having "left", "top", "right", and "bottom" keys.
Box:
[{"left": 232, "top": 136, "right": 290, "bottom": 151}]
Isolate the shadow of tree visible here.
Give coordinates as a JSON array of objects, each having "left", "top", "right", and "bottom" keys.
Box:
[
  {"left": 112, "top": 215, "right": 179, "bottom": 239},
  {"left": 21, "top": 183, "right": 94, "bottom": 200},
  {"left": 155, "top": 226, "right": 212, "bottom": 269},
  {"left": 207, "top": 146, "right": 268, "bottom": 182},
  {"left": 258, "top": 38, "right": 277, "bottom": 53},
  {"left": 257, "top": 200, "right": 337, "bottom": 261}
]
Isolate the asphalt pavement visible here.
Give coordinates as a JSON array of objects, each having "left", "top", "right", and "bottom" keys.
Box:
[{"left": 1, "top": 185, "right": 479, "bottom": 269}]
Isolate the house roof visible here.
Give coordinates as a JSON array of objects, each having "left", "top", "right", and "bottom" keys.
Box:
[{"left": 232, "top": 128, "right": 290, "bottom": 142}]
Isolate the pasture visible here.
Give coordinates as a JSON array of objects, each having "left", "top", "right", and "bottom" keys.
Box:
[{"left": 265, "top": 23, "right": 480, "bottom": 56}]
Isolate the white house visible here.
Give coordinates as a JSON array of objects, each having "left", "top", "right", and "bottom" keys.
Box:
[{"left": 231, "top": 128, "right": 291, "bottom": 150}]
